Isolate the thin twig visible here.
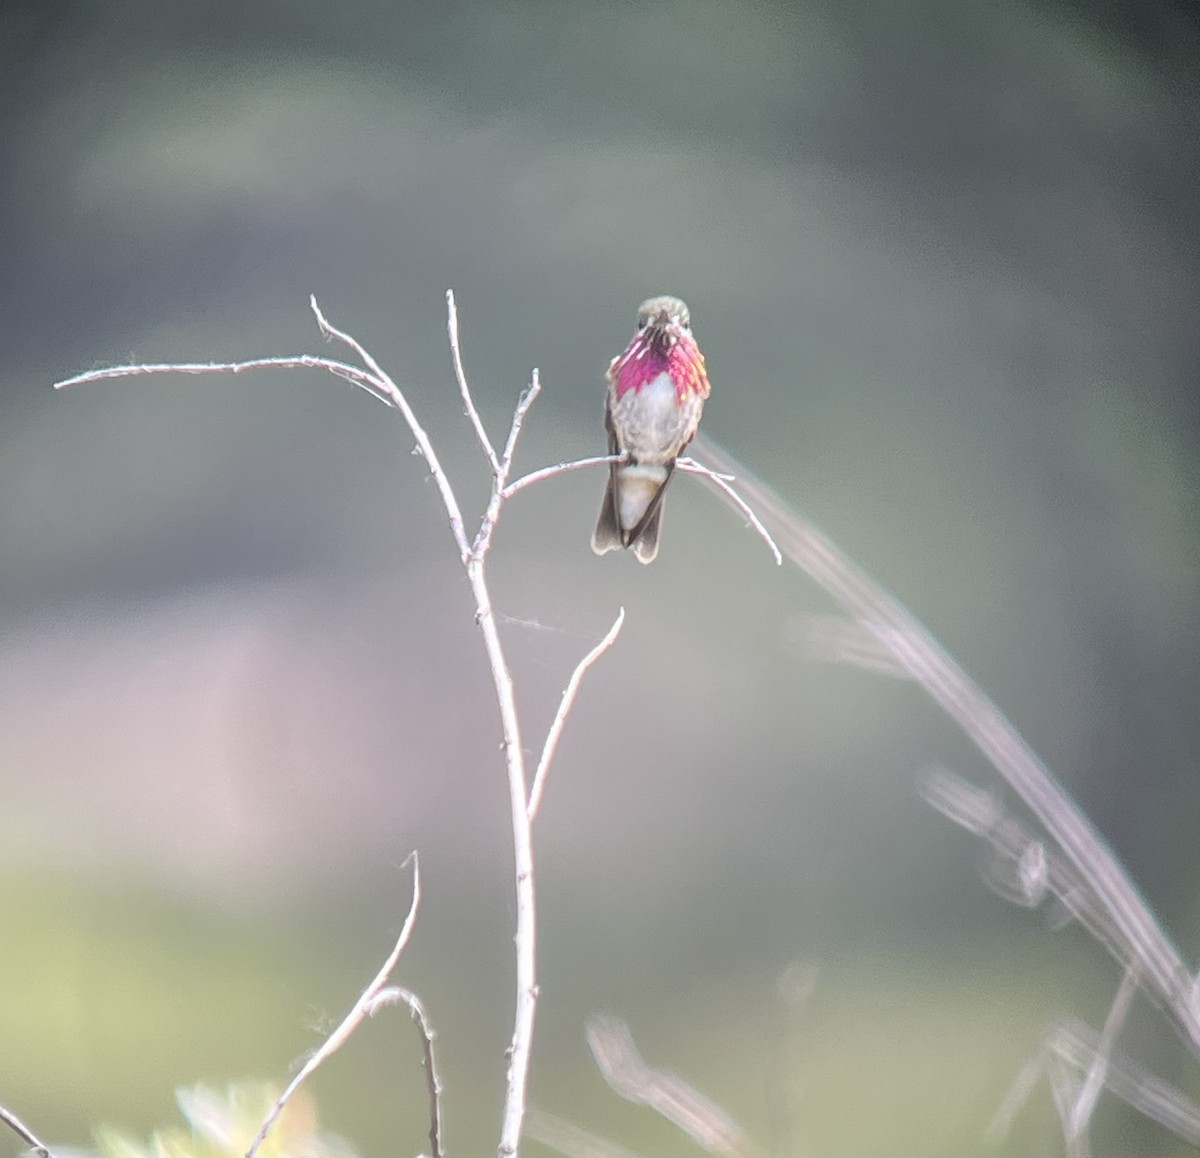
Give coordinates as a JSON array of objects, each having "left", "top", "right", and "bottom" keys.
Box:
[
  {"left": 1050, "top": 1059, "right": 1086, "bottom": 1157},
  {"left": 920, "top": 769, "right": 1135, "bottom": 973},
  {"left": 471, "top": 371, "right": 542, "bottom": 560},
  {"left": 1055, "top": 1020, "right": 1200, "bottom": 1143},
  {"left": 987, "top": 1033, "right": 1054, "bottom": 1146},
  {"left": 528, "top": 608, "right": 625, "bottom": 822},
  {"left": 55, "top": 355, "right": 393, "bottom": 406},
  {"left": 501, "top": 454, "right": 624, "bottom": 500},
  {"left": 52, "top": 304, "right": 477, "bottom": 564},
  {"left": 499, "top": 455, "right": 774, "bottom": 571},
  {"left": 311, "top": 296, "right": 472, "bottom": 561},
  {"left": 677, "top": 457, "right": 782, "bottom": 566},
  {"left": 447, "top": 290, "right": 502, "bottom": 475},
  {"left": 0, "top": 1105, "right": 54, "bottom": 1158},
  {"left": 365, "top": 985, "right": 444, "bottom": 1158},
  {"left": 246, "top": 853, "right": 427, "bottom": 1158},
  {"left": 586, "top": 1015, "right": 762, "bottom": 1158},
  {"left": 691, "top": 432, "right": 1200, "bottom": 1055},
  {"left": 500, "top": 371, "right": 542, "bottom": 476},
  {"left": 988, "top": 1012, "right": 1200, "bottom": 1148},
  {"left": 1068, "top": 966, "right": 1140, "bottom": 1152}
]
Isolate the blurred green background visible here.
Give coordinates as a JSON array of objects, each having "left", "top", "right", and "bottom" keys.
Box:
[{"left": 2, "top": 1, "right": 1199, "bottom": 1154}]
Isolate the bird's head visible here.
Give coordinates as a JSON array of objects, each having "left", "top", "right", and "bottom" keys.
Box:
[
  {"left": 609, "top": 294, "right": 709, "bottom": 403},
  {"left": 636, "top": 295, "right": 691, "bottom": 335}
]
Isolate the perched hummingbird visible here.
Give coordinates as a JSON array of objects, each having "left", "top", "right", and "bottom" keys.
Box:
[{"left": 590, "top": 295, "right": 711, "bottom": 564}]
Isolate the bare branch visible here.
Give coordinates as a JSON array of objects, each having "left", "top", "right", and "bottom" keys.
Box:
[
  {"left": 920, "top": 769, "right": 1150, "bottom": 983},
  {"left": 432, "top": 304, "right": 539, "bottom": 1158},
  {"left": 987, "top": 1035, "right": 1052, "bottom": 1146},
  {"left": 365, "top": 985, "right": 444, "bottom": 1158},
  {"left": 499, "top": 370, "right": 542, "bottom": 477},
  {"left": 988, "top": 1010, "right": 1200, "bottom": 1148},
  {"left": 676, "top": 457, "right": 782, "bottom": 566},
  {"left": 501, "top": 454, "right": 623, "bottom": 501},
  {"left": 53, "top": 302, "right": 476, "bottom": 562},
  {"left": 1060, "top": 1022, "right": 1200, "bottom": 1143},
  {"left": 310, "top": 296, "right": 472, "bottom": 560},
  {"left": 246, "top": 853, "right": 426, "bottom": 1158},
  {"left": 499, "top": 453, "right": 782, "bottom": 568},
  {"left": 585, "top": 1015, "right": 762, "bottom": 1158},
  {"left": 0, "top": 1104, "right": 54, "bottom": 1158},
  {"left": 928, "top": 774, "right": 1200, "bottom": 1148},
  {"left": 474, "top": 542, "right": 538, "bottom": 1158},
  {"left": 1050, "top": 1059, "right": 1088, "bottom": 1158},
  {"left": 692, "top": 432, "right": 1200, "bottom": 1055},
  {"left": 528, "top": 608, "right": 625, "bottom": 822},
  {"left": 446, "top": 290, "right": 503, "bottom": 475},
  {"left": 55, "top": 355, "right": 393, "bottom": 407},
  {"left": 1068, "top": 966, "right": 1139, "bottom": 1152},
  {"left": 470, "top": 371, "right": 542, "bottom": 560}
]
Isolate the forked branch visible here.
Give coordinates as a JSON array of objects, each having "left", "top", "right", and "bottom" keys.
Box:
[
  {"left": 55, "top": 295, "right": 783, "bottom": 1158},
  {"left": 245, "top": 853, "right": 434, "bottom": 1158}
]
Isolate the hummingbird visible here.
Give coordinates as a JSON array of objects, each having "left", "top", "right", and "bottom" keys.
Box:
[{"left": 590, "top": 295, "right": 711, "bottom": 564}]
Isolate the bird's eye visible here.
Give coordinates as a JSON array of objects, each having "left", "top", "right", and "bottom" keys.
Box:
[{"left": 637, "top": 318, "right": 648, "bottom": 330}]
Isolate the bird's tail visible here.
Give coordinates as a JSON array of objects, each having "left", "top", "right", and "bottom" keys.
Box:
[
  {"left": 630, "top": 502, "right": 663, "bottom": 564},
  {"left": 591, "top": 464, "right": 670, "bottom": 565},
  {"left": 591, "top": 473, "right": 624, "bottom": 556}
]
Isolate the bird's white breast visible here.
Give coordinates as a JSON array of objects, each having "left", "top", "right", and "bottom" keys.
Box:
[{"left": 611, "top": 370, "right": 694, "bottom": 463}]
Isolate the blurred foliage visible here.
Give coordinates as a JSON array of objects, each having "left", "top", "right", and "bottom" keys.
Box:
[{"left": 95, "top": 1082, "right": 355, "bottom": 1158}]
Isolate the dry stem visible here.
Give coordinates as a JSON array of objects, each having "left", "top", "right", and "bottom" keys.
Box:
[
  {"left": 245, "top": 853, "right": 431, "bottom": 1158},
  {"left": 366, "top": 985, "right": 444, "bottom": 1158},
  {"left": 585, "top": 1015, "right": 761, "bottom": 1158},
  {"left": 986, "top": 1010, "right": 1200, "bottom": 1147},
  {"left": 528, "top": 608, "right": 625, "bottom": 823},
  {"left": 0, "top": 1104, "right": 54, "bottom": 1158},
  {"left": 501, "top": 454, "right": 622, "bottom": 499},
  {"left": 676, "top": 457, "right": 781, "bottom": 565},
  {"left": 692, "top": 432, "right": 1200, "bottom": 1058},
  {"left": 54, "top": 296, "right": 784, "bottom": 1158},
  {"left": 446, "top": 290, "right": 502, "bottom": 476},
  {"left": 1067, "top": 966, "right": 1139, "bottom": 1156}
]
